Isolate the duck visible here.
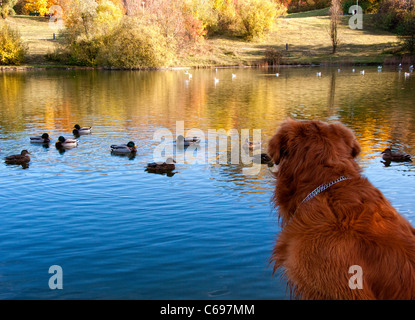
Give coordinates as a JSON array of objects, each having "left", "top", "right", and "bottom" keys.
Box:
[
  {"left": 55, "top": 136, "right": 78, "bottom": 149},
  {"left": 30, "top": 133, "right": 50, "bottom": 144},
  {"left": 146, "top": 158, "right": 175, "bottom": 173},
  {"left": 243, "top": 139, "right": 261, "bottom": 151},
  {"left": 73, "top": 124, "right": 92, "bottom": 135},
  {"left": 175, "top": 135, "right": 201, "bottom": 147},
  {"left": 381, "top": 148, "right": 411, "bottom": 162},
  {"left": 110, "top": 141, "right": 137, "bottom": 154},
  {"left": 253, "top": 153, "right": 274, "bottom": 166},
  {"left": 260, "top": 153, "right": 273, "bottom": 165},
  {"left": 4, "top": 150, "right": 31, "bottom": 165}
]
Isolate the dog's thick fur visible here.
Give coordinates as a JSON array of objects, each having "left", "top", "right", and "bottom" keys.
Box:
[{"left": 268, "top": 118, "right": 415, "bottom": 300}]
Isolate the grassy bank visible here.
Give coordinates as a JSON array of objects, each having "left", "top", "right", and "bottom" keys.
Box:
[{"left": 2, "top": 10, "right": 403, "bottom": 69}]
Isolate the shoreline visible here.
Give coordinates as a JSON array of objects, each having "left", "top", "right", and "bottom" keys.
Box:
[{"left": 0, "top": 61, "right": 394, "bottom": 72}]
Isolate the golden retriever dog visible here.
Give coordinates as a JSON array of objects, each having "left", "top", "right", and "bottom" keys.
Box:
[{"left": 267, "top": 118, "right": 415, "bottom": 300}]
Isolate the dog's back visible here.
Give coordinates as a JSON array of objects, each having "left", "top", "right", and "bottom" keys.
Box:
[{"left": 268, "top": 119, "right": 415, "bottom": 300}]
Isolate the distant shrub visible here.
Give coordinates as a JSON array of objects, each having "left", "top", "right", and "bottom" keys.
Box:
[
  {"left": 65, "top": 36, "right": 105, "bottom": 66},
  {"left": 0, "top": 0, "right": 18, "bottom": 18},
  {"left": 237, "top": 0, "right": 287, "bottom": 41},
  {"left": 375, "top": 0, "right": 411, "bottom": 31},
  {"left": 396, "top": 10, "right": 415, "bottom": 54},
  {"left": 58, "top": 0, "right": 124, "bottom": 66},
  {"left": 342, "top": 0, "right": 378, "bottom": 14},
  {"left": 285, "top": 0, "right": 331, "bottom": 13},
  {"left": 98, "top": 18, "right": 176, "bottom": 68},
  {"left": 213, "top": 0, "right": 239, "bottom": 34},
  {"left": 264, "top": 47, "right": 283, "bottom": 65},
  {"left": 0, "top": 22, "right": 27, "bottom": 65}
]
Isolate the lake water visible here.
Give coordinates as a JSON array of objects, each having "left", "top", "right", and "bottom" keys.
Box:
[{"left": 0, "top": 66, "right": 414, "bottom": 299}]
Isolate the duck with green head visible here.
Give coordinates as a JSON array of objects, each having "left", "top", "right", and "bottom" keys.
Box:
[
  {"left": 73, "top": 124, "right": 92, "bottom": 135},
  {"left": 30, "top": 133, "right": 51, "bottom": 144},
  {"left": 175, "top": 135, "right": 201, "bottom": 147},
  {"left": 55, "top": 136, "right": 78, "bottom": 149},
  {"left": 110, "top": 141, "right": 137, "bottom": 154}
]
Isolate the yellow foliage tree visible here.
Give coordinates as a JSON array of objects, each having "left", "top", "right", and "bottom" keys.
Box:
[
  {"left": 0, "top": 22, "right": 27, "bottom": 65},
  {"left": 24, "top": 0, "right": 57, "bottom": 15}
]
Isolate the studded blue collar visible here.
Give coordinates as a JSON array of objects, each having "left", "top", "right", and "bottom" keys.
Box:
[{"left": 301, "top": 176, "right": 350, "bottom": 204}]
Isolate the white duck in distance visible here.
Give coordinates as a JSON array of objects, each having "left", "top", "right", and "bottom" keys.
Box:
[
  {"left": 55, "top": 136, "right": 78, "bottom": 149},
  {"left": 110, "top": 141, "right": 137, "bottom": 154},
  {"left": 30, "top": 133, "right": 51, "bottom": 144},
  {"left": 175, "top": 135, "right": 201, "bottom": 147},
  {"left": 73, "top": 124, "right": 92, "bottom": 135}
]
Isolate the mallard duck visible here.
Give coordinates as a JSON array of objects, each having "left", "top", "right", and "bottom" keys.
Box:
[
  {"left": 243, "top": 139, "right": 261, "bottom": 151},
  {"left": 253, "top": 153, "right": 274, "bottom": 166},
  {"left": 381, "top": 148, "right": 411, "bottom": 162},
  {"left": 4, "top": 150, "right": 31, "bottom": 165},
  {"left": 110, "top": 141, "right": 137, "bottom": 154},
  {"left": 73, "top": 124, "right": 92, "bottom": 135},
  {"left": 30, "top": 133, "right": 50, "bottom": 143},
  {"left": 55, "top": 136, "right": 78, "bottom": 149},
  {"left": 146, "top": 158, "right": 175, "bottom": 173},
  {"left": 175, "top": 135, "right": 201, "bottom": 147}
]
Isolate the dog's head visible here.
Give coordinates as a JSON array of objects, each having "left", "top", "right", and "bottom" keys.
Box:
[{"left": 267, "top": 118, "right": 361, "bottom": 170}]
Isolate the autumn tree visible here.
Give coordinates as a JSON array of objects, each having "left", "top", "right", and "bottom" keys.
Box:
[
  {"left": 24, "top": 0, "right": 57, "bottom": 15},
  {"left": 237, "top": 0, "right": 286, "bottom": 41},
  {"left": 329, "top": 0, "right": 342, "bottom": 54},
  {"left": 397, "top": 9, "right": 415, "bottom": 54},
  {"left": 0, "top": 22, "right": 27, "bottom": 64},
  {"left": 1, "top": 0, "right": 18, "bottom": 18}
]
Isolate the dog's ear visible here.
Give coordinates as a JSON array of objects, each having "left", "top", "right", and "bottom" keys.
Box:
[
  {"left": 330, "top": 122, "right": 361, "bottom": 158},
  {"left": 267, "top": 118, "right": 295, "bottom": 165}
]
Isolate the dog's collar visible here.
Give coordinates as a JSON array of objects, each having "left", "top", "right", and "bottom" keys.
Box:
[{"left": 301, "top": 176, "right": 350, "bottom": 204}]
